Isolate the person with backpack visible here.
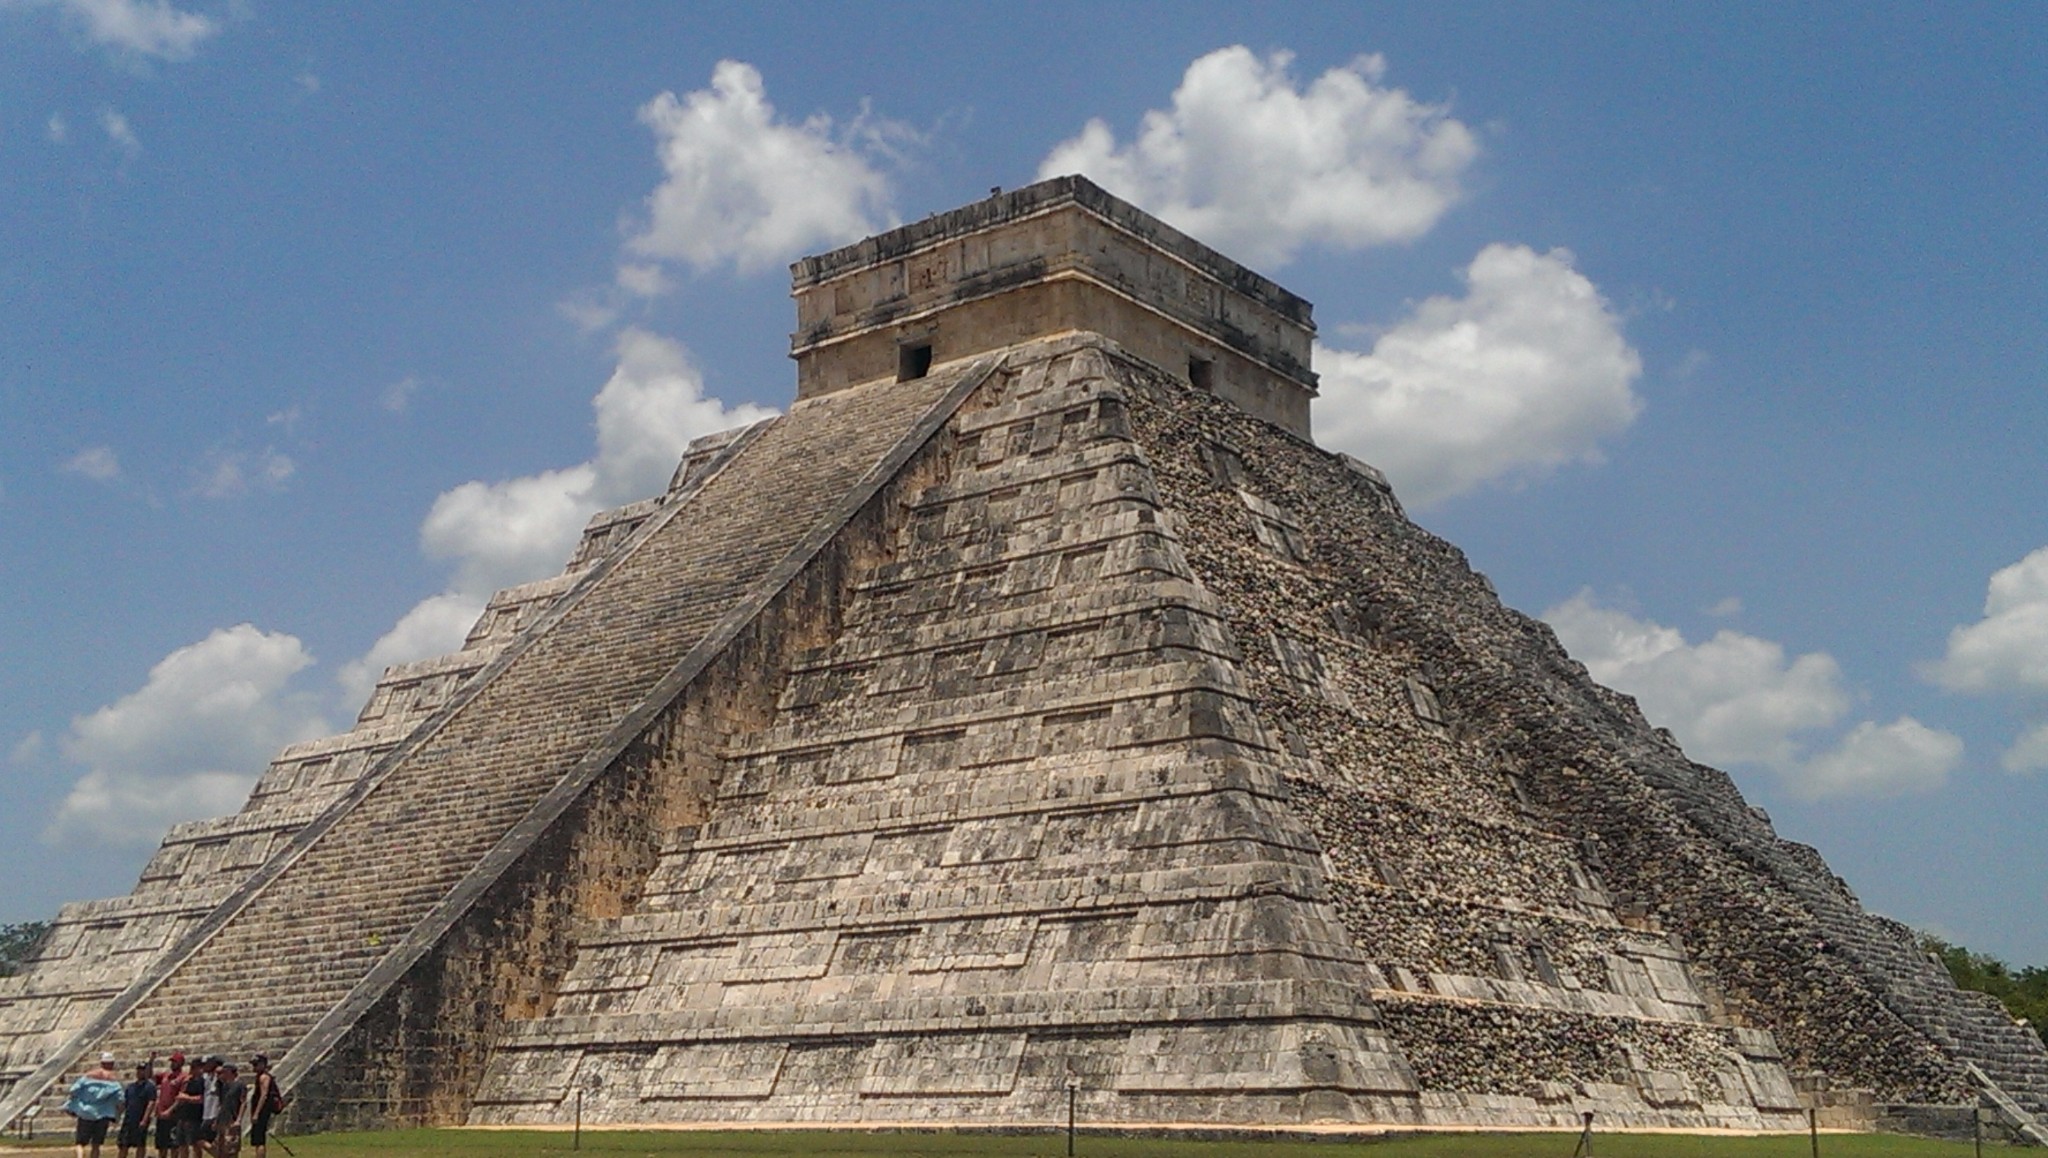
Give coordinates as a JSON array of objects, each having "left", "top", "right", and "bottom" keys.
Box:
[{"left": 245, "top": 1056, "right": 284, "bottom": 1158}]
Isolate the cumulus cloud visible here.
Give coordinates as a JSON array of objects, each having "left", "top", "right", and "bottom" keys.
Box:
[
  {"left": 625, "top": 60, "right": 903, "bottom": 276},
  {"left": 1925, "top": 545, "right": 2048, "bottom": 772},
  {"left": 334, "top": 592, "right": 485, "bottom": 709},
  {"left": 1315, "top": 244, "right": 1643, "bottom": 506},
  {"left": 16, "top": 0, "right": 217, "bottom": 61},
  {"left": 47, "top": 625, "right": 330, "bottom": 846},
  {"left": 46, "top": 112, "right": 69, "bottom": 143},
  {"left": 345, "top": 329, "right": 774, "bottom": 706},
  {"left": 99, "top": 106, "right": 139, "bottom": 156},
  {"left": 1800, "top": 718, "right": 1965, "bottom": 799},
  {"left": 1038, "top": 47, "right": 1476, "bottom": 267},
  {"left": 1546, "top": 591, "right": 1963, "bottom": 800},
  {"left": 2004, "top": 723, "right": 2048, "bottom": 774},
  {"left": 1926, "top": 546, "right": 2048, "bottom": 695},
  {"left": 419, "top": 327, "right": 772, "bottom": 599},
  {"left": 421, "top": 464, "right": 600, "bottom": 600},
  {"left": 62, "top": 445, "right": 121, "bottom": 482},
  {"left": 614, "top": 262, "right": 670, "bottom": 298}
]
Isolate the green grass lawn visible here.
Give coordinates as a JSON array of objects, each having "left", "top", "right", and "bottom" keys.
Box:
[{"left": 19, "top": 1127, "right": 1970, "bottom": 1158}]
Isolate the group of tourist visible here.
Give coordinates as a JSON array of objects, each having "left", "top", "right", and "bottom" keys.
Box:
[{"left": 59, "top": 1050, "right": 285, "bottom": 1158}]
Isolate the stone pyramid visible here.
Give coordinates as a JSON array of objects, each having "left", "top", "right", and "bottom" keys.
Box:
[{"left": 5, "top": 177, "right": 2047, "bottom": 1137}]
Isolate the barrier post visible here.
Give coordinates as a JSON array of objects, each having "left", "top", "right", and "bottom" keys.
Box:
[{"left": 1066, "top": 1077, "right": 1078, "bottom": 1157}]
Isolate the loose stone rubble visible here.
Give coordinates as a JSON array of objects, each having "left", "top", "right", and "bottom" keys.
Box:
[{"left": 2, "top": 177, "right": 2044, "bottom": 1138}]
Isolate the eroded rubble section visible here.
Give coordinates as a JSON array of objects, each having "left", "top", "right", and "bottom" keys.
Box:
[{"left": 1117, "top": 346, "right": 2045, "bottom": 1124}]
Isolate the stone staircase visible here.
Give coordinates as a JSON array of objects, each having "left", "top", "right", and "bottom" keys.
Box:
[{"left": 0, "top": 362, "right": 986, "bottom": 1128}]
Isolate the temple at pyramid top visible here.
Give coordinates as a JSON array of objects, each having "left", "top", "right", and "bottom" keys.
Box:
[{"left": 789, "top": 174, "right": 1319, "bottom": 438}]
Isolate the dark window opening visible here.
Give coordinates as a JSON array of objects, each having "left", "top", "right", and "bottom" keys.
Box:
[
  {"left": 898, "top": 343, "right": 933, "bottom": 381},
  {"left": 1188, "top": 355, "right": 1214, "bottom": 392}
]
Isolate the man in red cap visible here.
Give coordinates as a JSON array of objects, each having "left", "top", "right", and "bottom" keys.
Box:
[{"left": 150, "top": 1055, "right": 185, "bottom": 1158}]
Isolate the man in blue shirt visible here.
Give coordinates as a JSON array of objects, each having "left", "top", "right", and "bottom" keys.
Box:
[
  {"left": 62, "top": 1051, "right": 123, "bottom": 1158},
  {"left": 117, "top": 1061, "right": 155, "bottom": 1158}
]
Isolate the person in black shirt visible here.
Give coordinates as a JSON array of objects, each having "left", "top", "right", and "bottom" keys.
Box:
[
  {"left": 174, "top": 1062, "right": 208, "bottom": 1157},
  {"left": 117, "top": 1062, "right": 155, "bottom": 1158}
]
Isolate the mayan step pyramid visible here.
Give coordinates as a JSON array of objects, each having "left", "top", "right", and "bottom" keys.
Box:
[{"left": 6, "top": 176, "right": 2048, "bottom": 1137}]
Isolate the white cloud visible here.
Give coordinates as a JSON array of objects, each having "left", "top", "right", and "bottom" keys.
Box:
[
  {"left": 421, "top": 464, "right": 599, "bottom": 600},
  {"left": 99, "top": 106, "right": 139, "bottom": 156},
  {"left": 625, "top": 60, "right": 902, "bottom": 275},
  {"left": 381, "top": 375, "right": 422, "bottom": 413},
  {"left": 615, "top": 262, "right": 670, "bottom": 298},
  {"left": 1926, "top": 546, "right": 2048, "bottom": 695},
  {"left": 335, "top": 592, "right": 484, "bottom": 709},
  {"left": 1800, "top": 718, "right": 1964, "bottom": 800},
  {"left": 419, "top": 328, "right": 772, "bottom": 597},
  {"left": 195, "top": 448, "right": 294, "bottom": 498},
  {"left": 1545, "top": 591, "right": 1962, "bottom": 800},
  {"left": 556, "top": 293, "right": 621, "bottom": 334},
  {"left": 46, "top": 112, "right": 68, "bottom": 143},
  {"left": 62, "top": 445, "right": 121, "bottom": 482},
  {"left": 1926, "top": 546, "right": 2048, "bottom": 773},
  {"left": 2004, "top": 723, "right": 2048, "bottom": 774},
  {"left": 1314, "top": 243, "right": 1643, "bottom": 506},
  {"left": 51, "top": 0, "right": 215, "bottom": 60},
  {"left": 47, "top": 625, "right": 330, "bottom": 846},
  {"left": 347, "top": 329, "right": 774, "bottom": 707},
  {"left": 295, "top": 70, "right": 319, "bottom": 95},
  {"left": 1038, "top": 47, "right": 1476, "bottom": 267}
]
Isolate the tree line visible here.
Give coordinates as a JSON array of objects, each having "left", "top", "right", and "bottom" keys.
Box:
[
  {"left": 1924, "top": 933, "right": 2048, "bottom": 1046},
  {"left": 0, "top": 920, "right": 50, "bottom": 977}
]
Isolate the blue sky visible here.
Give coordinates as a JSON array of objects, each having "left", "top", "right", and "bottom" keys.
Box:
[{"left": 4, "top": 3, "right": 2045, "bottom": 961}]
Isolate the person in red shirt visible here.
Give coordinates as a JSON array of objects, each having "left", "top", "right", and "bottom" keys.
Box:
[{"left": 150, "top": 1056, "right": 186, "bottom": 1158}]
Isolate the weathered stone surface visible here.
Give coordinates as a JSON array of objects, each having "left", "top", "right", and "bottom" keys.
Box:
[{"left": 6, "top": 177, "right": 2044, "bottom": 1137}]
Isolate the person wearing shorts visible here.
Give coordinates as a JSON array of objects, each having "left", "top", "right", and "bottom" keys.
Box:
[
  {"left": 152, "top": 1056, "right": 186, "bottom": 1158},
  {"left": 116, "top": 1061, "right": 156, "bottom": 1158},
  {"left": 174, "top": 1060, "right": 209, "bottom": 1156},
  {"left": 63, "top": 1052, "right": 123, "bottom": 1158}
]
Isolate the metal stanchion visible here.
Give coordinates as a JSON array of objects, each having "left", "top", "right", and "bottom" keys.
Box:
[
  {"left": 573, "top": 1086, "right": 583, "bottom": 1151},
  {"left": 1808, "top": 1106, "right": 1819, "bottom": 1158},
  {"left": 1066, "top": 1077, "right": 1078, "bottom": 1157},
  {"left": 1975, "top": 1105, "right": 1985, "bottom": 1158},
  {"left": 1571, "top": 1110, "right": 1594, "bottom": 1157}
]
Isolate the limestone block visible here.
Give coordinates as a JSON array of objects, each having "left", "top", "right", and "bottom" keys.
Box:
[
  {"left": 473, "top": 1049, "right": 582, "bottom": 1105},
  {"left": 1115, "top": 1023, "right": 1414, "bottom": 1095},
  {"left": 642, "top": 1042, "right": 787, "bottom": 1099},
  {"left": 860, "top": 1033, "right": 1026, "bottom": 1096}
]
